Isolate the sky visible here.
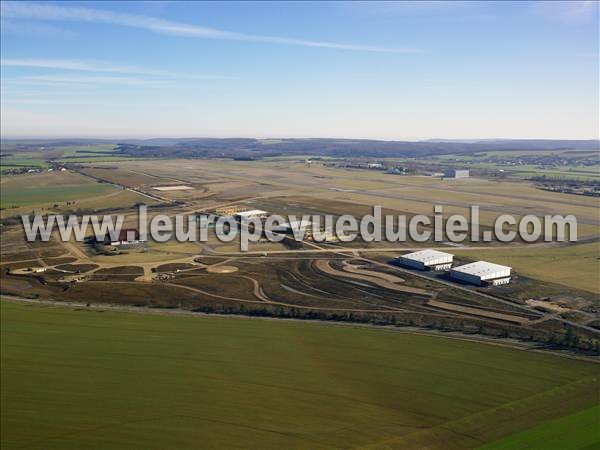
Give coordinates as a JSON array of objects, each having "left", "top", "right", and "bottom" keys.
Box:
[{"left": 1, "top": 1, "right": 598, "bottom": 140}]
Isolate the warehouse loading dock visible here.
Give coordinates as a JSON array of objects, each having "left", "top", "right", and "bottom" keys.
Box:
[
  {"left": 450, "top": 261, "right": 512, "bottom": 286},
  {"left": 396, "top": 249, "right": 454, "bottom": 271}
]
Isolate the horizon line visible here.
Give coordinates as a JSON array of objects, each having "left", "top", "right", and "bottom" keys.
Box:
[{"left": 1, "top": 136, "right": 598, "bottom": 142}]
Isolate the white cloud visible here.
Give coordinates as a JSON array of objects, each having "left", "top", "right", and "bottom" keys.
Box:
[
  {"left": 0, "top": 58, "right": 233, "bottom": 80},
  {"left": 1, "top": 2, "right": 416, "bottom": 53},
  {"left": 22, "top": 74, "right": 169, "bottom": 86},
  {"left": 0, "top": 19, "right": 75, "bottom": 38},
  {"left": 2, "top": 58, "right": 138, "bottom": 73}
]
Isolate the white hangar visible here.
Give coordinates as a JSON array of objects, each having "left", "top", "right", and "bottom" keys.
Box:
[
  {"left": 450, "top": 261, "right": 512, "bottom": 286},
  {"left": 396, "top": 249, "right": 454, "bottom": 271}
]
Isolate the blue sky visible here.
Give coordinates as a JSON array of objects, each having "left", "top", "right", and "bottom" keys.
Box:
[{"left": 1, "top": 1, "right": 598, "bottom": 139}]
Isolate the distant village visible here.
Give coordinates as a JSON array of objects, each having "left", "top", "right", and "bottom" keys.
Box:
[{"left": 2, "top": 164, "right": 69, "bottom": 175}]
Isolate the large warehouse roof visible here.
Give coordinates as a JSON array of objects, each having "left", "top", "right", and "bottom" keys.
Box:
[
  {"left": 451, "top": 261, "right": 511, "bottom": 279},
  {"left": 399, "top": 249, "right": 453, "bottom": 264},
  {"left": 235, "top": 209, "right": 268, "bottom": 218}
]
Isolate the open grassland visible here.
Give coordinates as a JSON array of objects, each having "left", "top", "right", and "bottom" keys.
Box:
[
  {"left": 55, "top": 188, "right": 159, "bottom": 211},
  {"left": 1, "top": 300, "right": 598, "bottom": 450},
  {"left": 105, "top": 159, "right": 599, "bottom": 234},
  {"left": 79, "top": 167, "right": 170, "bottom": 188},
  {"left": 0, "top": 171, "right": 117, "bottom": 209},
  {"left": 453, "top": 242, "right": 600, "bottom": 293}
]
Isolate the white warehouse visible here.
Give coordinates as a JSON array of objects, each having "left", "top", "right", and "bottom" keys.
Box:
[
  {"left": 397, "top": 249, "right": 454, "bottom": 271},
  {"left": 444, "top": 169, "right": 469, "bottom": 179},
  {"left": 450, "top": 261, "right": 512, "bottom": 286},
  {"left": 234, "top": 209, "right": 269, "bottom": 220}
]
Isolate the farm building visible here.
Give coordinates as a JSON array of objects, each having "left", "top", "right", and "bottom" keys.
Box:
[
  {"left": 450, "top": 261, "right": 511, "bottom": 286},
  {"left": 396, "top": 249, "right": 454, "bottom": 271},
  {"left": 103, "top": 228, "right": 143, "bottom": 246},
  {"left": 444, "top": 169, "right": 470, "bottom": 179}
]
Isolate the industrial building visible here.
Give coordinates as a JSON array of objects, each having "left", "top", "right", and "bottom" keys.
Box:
[
  {"left": 103, "top": 229, "right": 143, "bottom": 246},
  {"left": 234, "top": 209, "right": 269, "bottom": 220},
  {"left": 215, "top": 205, "right": 250, "bottom": 216},
  {"left": 269, "top": 220, "right": 342, "bottom": 242},
  {"left": 450, "top": 261, "right": 511, "bottom": 286},
  {"left": 444, "top": 169, "right": 470, "bottom": 179},
  {"left": 396, "top": 249, "right": 454, "bottom": 271}
]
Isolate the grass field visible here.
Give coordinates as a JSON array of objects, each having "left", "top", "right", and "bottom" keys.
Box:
[
  {"left": 479, "top": 405, "right": 600, "bottom": 450},
  {"left": 0, "top": 145, "right": 134, "bottom": 172},
  {"left": 454, "top": 242, "right": 600, "bottom": 293},
  {"left": 1, "top": 300, "right": 598, "bottom": 449},
  {"left": 0, "top": 159, "right": 50, "bottom": 173},
  {"left": 0, "top": 171, "right": 117, "bottom": 209}
]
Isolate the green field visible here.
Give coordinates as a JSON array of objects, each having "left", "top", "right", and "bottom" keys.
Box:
[
  {"left": 0, "top": 171, "right": 117, "bottom": 208},
  {"left": 0, "top": 184, "right": 117, "bottom": 208},
  {"left": 0, "top": 144, "right": 141, "bottom": 173},
  {"left": 479, "top": 405, "right": 600, "bottom": 450},
  {"left": 0, "top": 158, "right": 50, "bottom": 173},
  {"left": 1, "top": 300, "right": 598, "bottom": 449}
]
